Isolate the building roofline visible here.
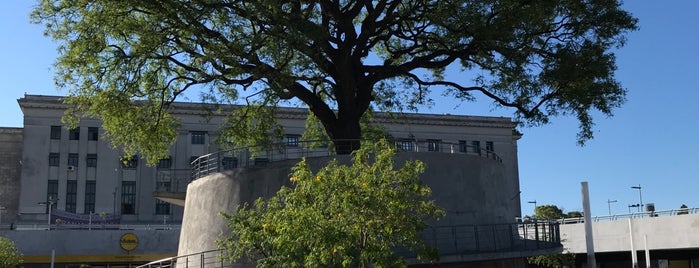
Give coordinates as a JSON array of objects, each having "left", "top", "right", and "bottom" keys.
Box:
[{"left": 18, "top": 94, "right": 516, "bottom": 128}]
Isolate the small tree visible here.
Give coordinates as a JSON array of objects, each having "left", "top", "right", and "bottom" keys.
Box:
[
  {"left": 534, "top": 205, "right": 566, "bottom": 220},
  {"left": 0, "top": 236, "right": 23, "bottom": 268},
  {"left": 219, "top": 140, "right": 445, "bottom": 267}
]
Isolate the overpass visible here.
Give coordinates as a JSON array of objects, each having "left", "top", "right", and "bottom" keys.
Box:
[{"left": 559, "top": 208, "right": 699, "bottom": 267}]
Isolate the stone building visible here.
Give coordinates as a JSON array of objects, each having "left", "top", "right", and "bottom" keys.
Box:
[{"left": 2, "top": 94, "right": 553, "bottom": 267}]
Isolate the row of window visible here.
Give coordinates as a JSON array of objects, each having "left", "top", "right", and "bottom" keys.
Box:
[
  {"left": 398, "top": 139, "right": 495, "bottom": 153},
  {"left": 50, "top": 126, "right": 99, "bottom": 141},
  {"left": 48, "top": 153, "right": 98, "bottom": 167},
  {"left": 46, "top": 180, "right": 169, "bottom": 215}
]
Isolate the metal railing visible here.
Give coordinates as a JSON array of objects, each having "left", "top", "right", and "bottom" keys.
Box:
[
  {"left": 137, "top": 249, "right": 235, "bottom": 268},
  {"left": 137, "top": 221, "right": 559, "bottom": 268},
  {"left": 411, "top": 220, "right": 560, "bottom": 257},
  {"left": 1, "top": 223, "right": 180, "bottom": 231},
  {"left": 191, "top": 139, "right": 502, "bottom": 180},
  {"left": 558, "top": 207, "right": 699, "bottom": 224}
]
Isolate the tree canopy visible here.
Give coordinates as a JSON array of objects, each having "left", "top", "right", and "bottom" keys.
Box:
[
  {"left": 218, "top": 140, "right": 444, "bottom": 267},
  {"left": 32, "top": 0, "right": 637, "bottom": 161},
  {"left": 534, "top": 205, "right": 566, "bottom": 220},
  {"left": 0, "top": 237, "right": 22, "bottom": 268}
]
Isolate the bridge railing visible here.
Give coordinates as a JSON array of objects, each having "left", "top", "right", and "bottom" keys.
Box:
[
  {"left": 559, "top": 207, "right": 699, "bottom": 224},
  {"left": 137, "top": 221, "right": 559, "bottom": 268},
  {"left": 191, "top": 139, "right": 501, "bottom": 180}
]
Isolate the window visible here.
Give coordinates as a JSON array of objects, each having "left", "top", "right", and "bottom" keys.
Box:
[
  {"left": 156, "top": 200, "right": 171, "bottom": 215},
  {"left": 68, "top": 153, "right": 79, "bottom": 167},
  {"left": 427, "top": 139, "right": 441, "bottom": 152},
  {"left": 222, "top": 157, "right": 238, "bottom": 170},
  {"left": 84, "top": 181, "right": 96, "bottom": 213},
  {"left": 86, "top": 154, "right": 97, "bottom": 167},
  {"left": 472, "top": 141, "right": 481, "bottom": 155},
  {"left": 286, "top": 134, "right": 300, "bottom": 147},
  {"left": 121, "top": 181, "right": 136, "bottom": 214},
  {"left": 254, "top": 158, "right": 269, "bottom": 166},
  {"left": 66, "top": 180, "right": 77, "bottom": 213},
  {"left": 157, "top": 157, "right": 172, "bottom": 169},
  {"left": 49, "top": 153, "right": 60, "bottom": 167},
  {"left": 486, "top": 141, "right": 494, "bottom": 152},
  {"left": 191, "top": 131, "right": 206, "bottom": 144},
  {"left": 155, "top": 181, "right": 170, "bottom": 215},
  {"left": 50, "top": 126, "right": 61, "bottom": 140},
  {"left": 459, "top": 140, "right": 467, "bottom": 153},
  {"left": 400, "top": 140, "right": 413, "bottom": 151},
  {"left": 88, "top": 127, "right": 98, "bottom": 141},
  {"left": 47, "top": 180, "right": 58, "bottom": 213},
  {"left": 69, "top": 128, "right": 80, "bottom": 140},
  {"left": 121, "top": 155, "right": 138, "bottom": 169}
]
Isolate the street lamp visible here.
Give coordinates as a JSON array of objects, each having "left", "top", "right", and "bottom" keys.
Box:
[
  {"left": 528, "top": 200, "right": 537, "bottom": 217},
  {"left": 628, "top": 204, "right": 639, "bottom": 213},
  {"left": 631, "top": 184, "right": 643, "bottom": 212},
  {"left": 38, "top": 196, "right": 57, "bottom": 230},
  {"left": 607, "top": 199, "right": 617, "bottom": 215}
]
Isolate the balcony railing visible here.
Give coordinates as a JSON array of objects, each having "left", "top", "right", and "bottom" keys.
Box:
[
  {"left": 136, "top": 221, "right": 559, "bottom": 268},
  {"left": 191, "top": 139, "right": 502, "bottom": 180}
]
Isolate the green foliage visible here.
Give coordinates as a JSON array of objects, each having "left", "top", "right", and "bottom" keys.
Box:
[
  {"left": 527, "top": 250, "right": 576, "bottom": 268},
  {"left": 535, "top": 205, "right": 566, "bottom": 220},
  {"left": 33, "top": 0, "right": 637, "bottom": 160},
  {"left": 219, "top": 140, "right": 445, "bottom": 267},
  {"left": 0, "top": 237, "right": 22, "bottom": 268},
  {"left": 566, "top": 211, "right": 583, "bottom": 218}
]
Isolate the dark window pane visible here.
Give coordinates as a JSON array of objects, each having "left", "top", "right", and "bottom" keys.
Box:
[
  {"left": 427, "top": 139, "right": 441, "bottom": 152},
  {"left": 400, "top": 140, "right": 413, "bottom": 151},
  {"left": 68, "top": 153, "right": 79, "bottom": 167},
  {"left": 191, "top": 131, "right": 206, "bottom": 144},
  {"left": 121, "top": 181, "right": 136, "bottom": 214},
  {"left": 222, "top": 157, "right": 238, "bottom": 170},
  {"left": 86, "top": 154, "right": 97, "bottom": 167},
  {"left": 66, "top": 180, "right": 77, "bottom": 213},
  {"left": 88, "top": 127, "right": 98, "bottom": 141},
  {"left": 157, "top": 157, "right": 172, "bottom": 169},
  {"left": 472, "top": 141, "right": 481, "bottom": 155},
  {"left": 84, "top": 181, "right": 96, "bottom": 213},
  {"left": 49, "top": 153, "right": 60, "bottom": 167},
  {"left": 69, "top": 128, "right": 80, "bottom": 140},
  {"left": 50, "top": 126, "right": 61, "bottom": 140},
  {"left": 121, "top": 155, "right": 138, "bottom": 169},
  {"left": 47, "top": 180, "right": 58, "bottom": 213},
  {"left": 459, "top": 140, "right": 467, "bottom": 153},
  {"left": 286, "top": 134, "right": 300, "bottom": 147}
]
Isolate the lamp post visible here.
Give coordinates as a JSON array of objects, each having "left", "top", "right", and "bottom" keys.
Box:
[
  {"left": 631, "top": 184, "right": 643, "bottom": 212},
  {"left": 528, "top": 200, "right": 537, "bottom": 218},
  {"left": 607, "top": 199, "right": 618, "bottom": 215},
  {"left": 38, "top": 196, "right": 57, "bottom": 230},
  {"left": 628, "top": 204, "right": 639, "bottom": 213}
]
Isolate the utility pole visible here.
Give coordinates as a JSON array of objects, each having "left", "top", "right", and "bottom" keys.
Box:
[{"left": 631, "top": 185, "right": 643, "bottom": 212}]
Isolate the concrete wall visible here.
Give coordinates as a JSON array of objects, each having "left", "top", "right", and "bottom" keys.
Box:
[
  {"left": 0, "top": 228, "right": 179, "bottom": 258},
  {"left": 0, "top": 128, "right": 22, "bottom": 224},
  {"left": 560, "top": 214, "right": 699, "bottom": 253},
  {"left": 178, "top": 153, "right": 517, "bottom": 259}
]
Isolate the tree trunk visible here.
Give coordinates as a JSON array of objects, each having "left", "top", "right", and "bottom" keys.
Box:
[{"left": 329, "top": 116, "right": 362, "bottom": 155}]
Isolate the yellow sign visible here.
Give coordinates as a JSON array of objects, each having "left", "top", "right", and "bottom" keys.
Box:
[{"left": 120, "top": 233, "right": 138, "bottom": 251}]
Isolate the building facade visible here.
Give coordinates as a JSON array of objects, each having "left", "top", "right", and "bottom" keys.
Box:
[
  {"left": 7, "top": 94, "right": 530, "bottom": 267},
  {"left": 16, "top": 94, "right": 522, "bottom": 226}
]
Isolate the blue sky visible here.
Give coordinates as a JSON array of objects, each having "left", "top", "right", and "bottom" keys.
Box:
[{"left": 1, "top": 2, "right": 697, "bottom": 217}]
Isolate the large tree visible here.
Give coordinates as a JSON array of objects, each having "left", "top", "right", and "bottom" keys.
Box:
[{"left": 32, "top": 0, "right": 637, "bottom": 161}]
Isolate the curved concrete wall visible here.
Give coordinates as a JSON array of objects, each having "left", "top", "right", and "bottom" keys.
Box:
[{"left": 178, "top": 153, "right": 518, "bottom": 256}]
